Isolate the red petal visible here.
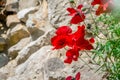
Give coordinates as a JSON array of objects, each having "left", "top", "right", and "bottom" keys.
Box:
[
  {"left": 66, "top": 49, "right": 79, "bottom": 61},
  {"left": 89, "top": 37, "right": 95, "bottom": 43},
  {"left": 76, "top": 38, "right": 94, "bottom": 50},
  {"left": 82, "top": 41, "right": 94, "bottom": 50},
  {"left": 72, "top": 25, "right": 85, "bottom": 40},
  {"left": 66, "top": 50, "right": 73, "bottom": 58},
  {"left": 51, "top": 35, "right": 68, "bottom": 49},
  {"left": 66, "top": 76, "right": 72, "bottom": 80},
  {"left": 67, "top": 8, "right": 77, "bottom": 16},
  {"left": 70, "top": 14, "right": 85, "bottom": 24},
  {"left": 75, "top": 72, "right": 81, "bottom": 80},
  {"left": 72, "top": 55, "right": 79, "bottom": 61},
  {"left": 77, "top": 4, "right": 83, "bottom": 9},
  {"left": 96, "top": 5, "right": 104, "bottom": 15},
  {"left": 64, "top": 57, "right": 72, "bottom": 64},
  {"left": 56, "top": 26, "right": 72, "bottom": 35},
  {"left": 95, "top": 2, "right": 112, "bottom": 16}
]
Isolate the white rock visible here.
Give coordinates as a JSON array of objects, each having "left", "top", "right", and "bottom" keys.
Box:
[
  {"left": 6, "top": 15, "right": 20, "bottom": 27},
  {"left": 17, "top": 7, "right": 38, "bottom": 22}
]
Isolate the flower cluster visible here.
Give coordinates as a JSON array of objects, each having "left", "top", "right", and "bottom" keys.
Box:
[
  {"left": 51, "top": 4, "right": 95, "bottom": 65},
  {"left": 51, "top": 25, "right": 94, "bottom": 64},
  {"left": 91, "top": 0, "right": 113, "bottom": 15}
]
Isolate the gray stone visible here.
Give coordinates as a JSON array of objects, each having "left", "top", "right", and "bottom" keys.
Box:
[
  {"left": 0, "top": 54, "right": 9, "bottom": 68},
  {"left": 44, "top": 58, "right": 65, "bottom": 72}
]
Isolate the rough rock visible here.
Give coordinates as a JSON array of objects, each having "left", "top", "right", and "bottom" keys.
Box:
[
  {"left": 8, "top": 37, "right": 31, "bottom": 59},
  {"left": 16, "top": 25, "right": 55, "bottom": 64},
  {"left": 47, "top": 0, "right": 71, "bottom": 28},
  {"left": 17, "top": 7, "right": 38, "bottom": 22},
  {"left": 25, "top": 0, "right": 48, "bottom": 40},
  {"left": 7, "top": 46, "right": 65, "bottom": 80},
  {"left": 0, "top": 72, "right": 8, "bottom": 80},
  {"left": 19, "top": 0, "right": 39, "bottom": 10},
  {"left": 0, "top": 60, "right": 17, "bottom": 79},
  {"left": 0, "top": 37, "right": 6, "bottom": 52},
  {"left": 5, "top": 0, "right": 19, "bottom": 12},
  {"left": 6, "top": 14, "right": 20, "bottom": 27},
  {"left": 7, "top": 24, "right": 30, "bottom": 46},
  {"left": 26, "top": 0, "right": 48, "bottom": 28}
]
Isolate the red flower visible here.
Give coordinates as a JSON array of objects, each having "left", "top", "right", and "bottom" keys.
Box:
[
  {"left": 51, "top": 35, "right": 69, "bottom": 49},
  {"left": 91, "top": 0, "right": 113, "bottom": 15},
  {"left": 56, "top": 26, "right": 72, "bottom": 35},
  {"left": 67, "top": 5, "right": 85, "bottom": 24},
  {"left": 66, "top": 72, "right": 81, "bottom": 80},
  {"left": 64, "top": 49, "right": 79, "bottom": 64}
]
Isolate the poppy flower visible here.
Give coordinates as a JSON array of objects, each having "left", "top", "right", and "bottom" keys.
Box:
[
  {"left": 51, "top": 35, "right": 69, "bottom": 49},
  {"left": 56, "top": 26, "right": 72, "bottom": 35},
  {"left": 66, "top": 72, "right": 81, "bottom": 80},
  {"left": 64, "top": 49, "right": 79, "bottom": 64},
  {"left": 91, "top": 0, "right": 113, "bottom": 15},
  {"left": 67, "top": 5, "right": 85, "bottom": 24}
]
